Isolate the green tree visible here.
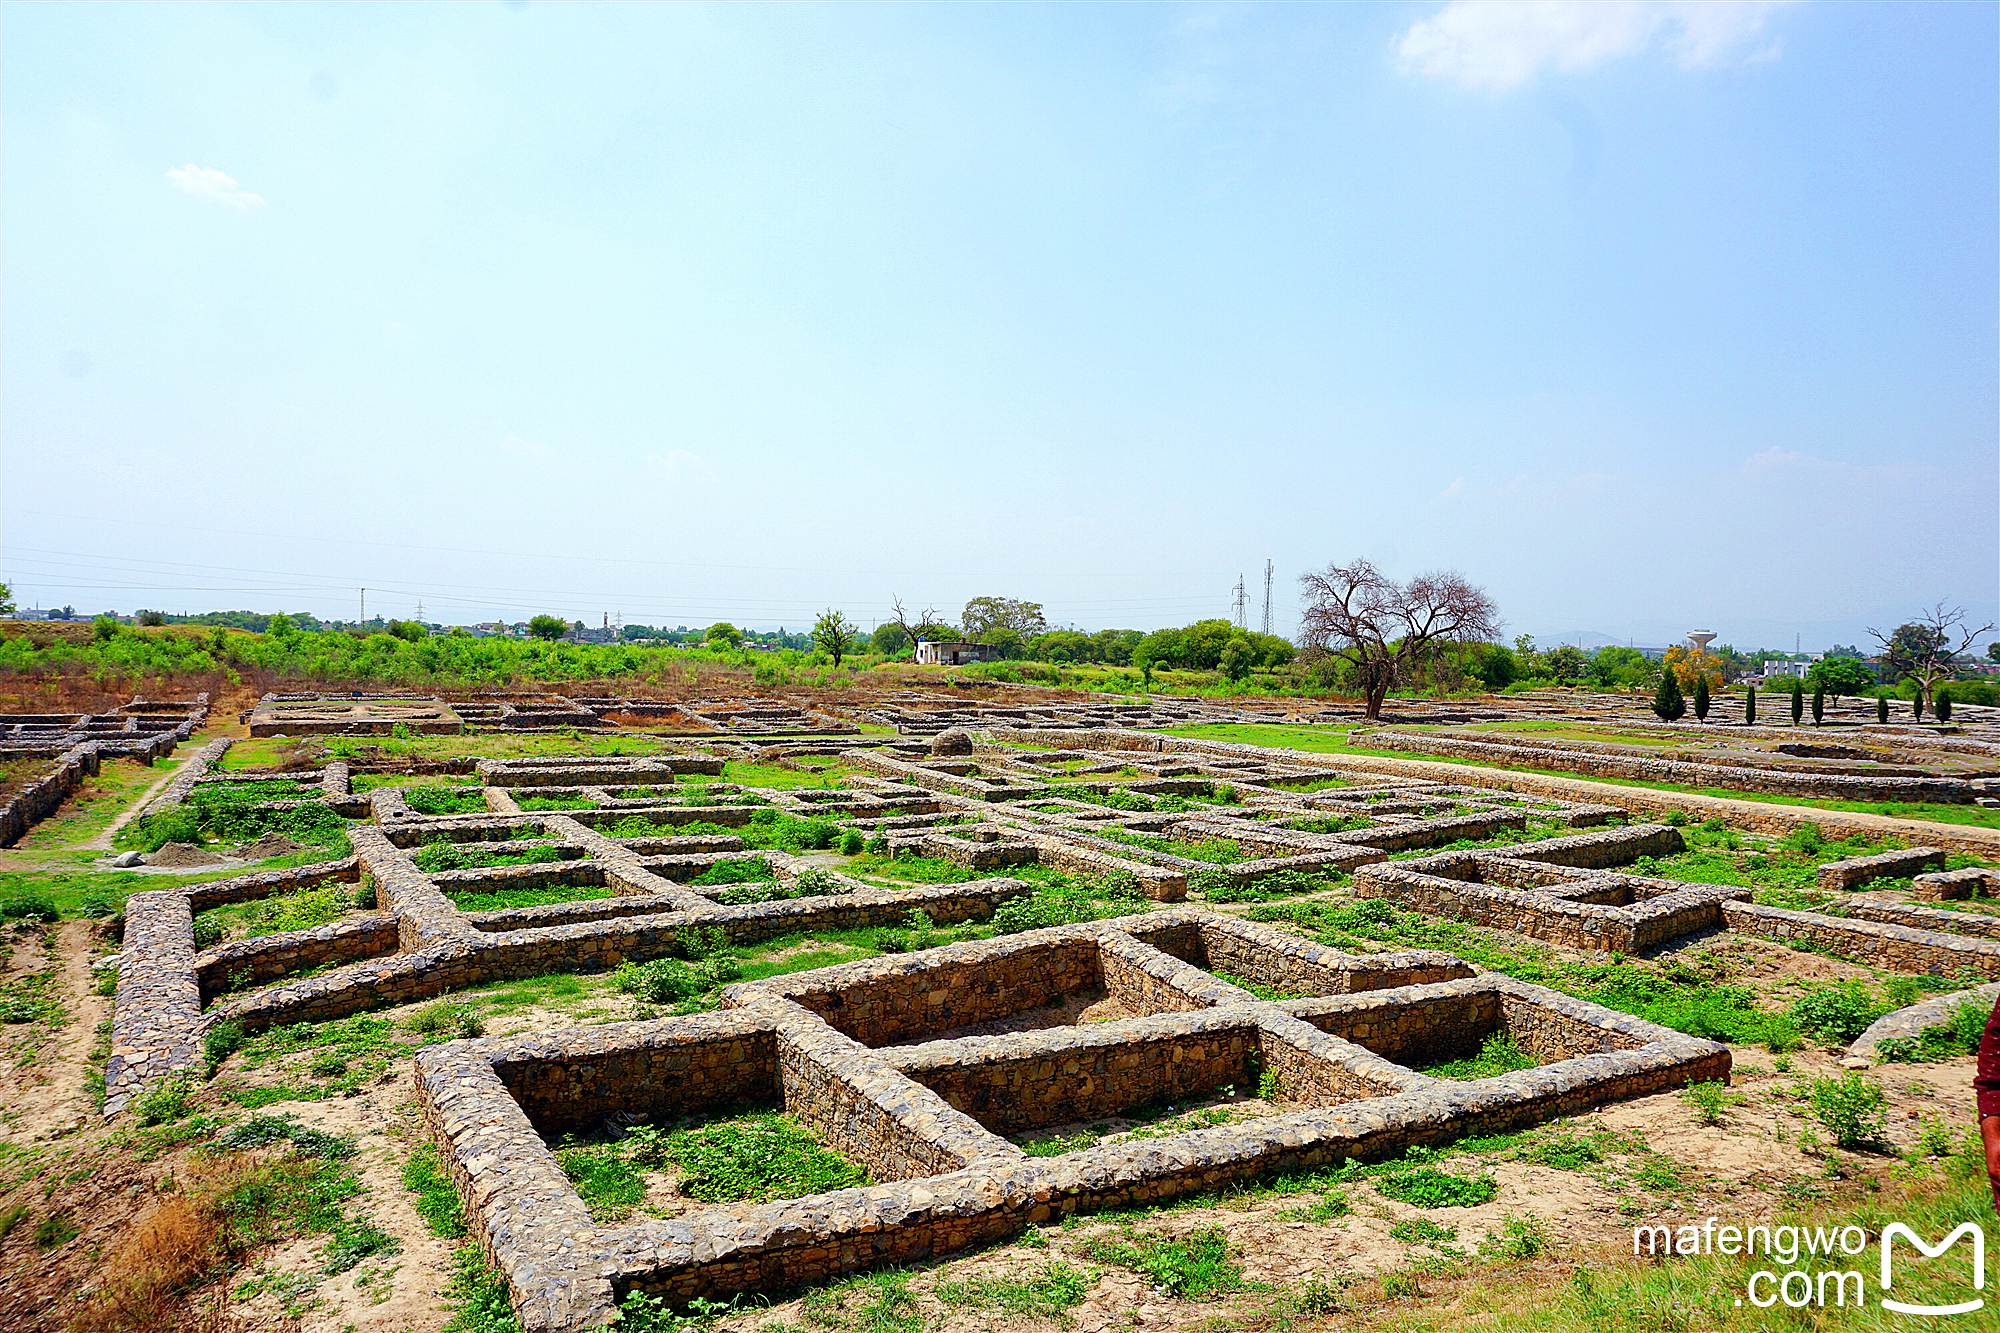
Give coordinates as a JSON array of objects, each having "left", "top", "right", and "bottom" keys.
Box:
[
  {"left": 1811, "top": 684, "right": 1825, "bottom": 725},
  {"left": 1935, "top": 687, "right": 1952, "bottom": 722},
  {"left": 871, "top": 623, "right": 910, "bottom": 657},
  {"left": 0, "top": 582, "right": 14, "bottom": 615},
  {"left": 1652, "top": 668, "right": 1685, "bottom": 722},
  {"left": 704, "top": 622, "right": 743, "bottom": 650},
  {"left": 93, "top": 615, "right": 120, "bottom": 643},
  {"left": 961, "top": 597, "right": 1047, "bottom": 643},
  {"left": 528, "top": 615, "right": 567, "bottom": 642},
  {"left": 1806, "top": 657, "right": 1874, "bottom": 701},
  {"left": 388, "top": 619, "right": 429, "bottom": 642},
  {"left": 1693, "top": 677, "right": 1710, "bottom": 721},
  {"left": 1988, "top": 641, "right": 2000, "bottom": 665},
  {"left": 1877, "top": 694, "right": 1889, "bottom": 723},
  {"left": 1218, "top": 636, "right": 1253, "bottom": 683},
  {"left": 1589, "top": 645, "right": 1649, "bottom": 690},
  {"left": 812, "top": 609, "right": 858, "bottom": 668},
  {"left": 1790, "top": 681, "right": 1804, "bottom": 725},
  {"left": 1744, "top": 687, "right": 1756, "bottom": 725}
]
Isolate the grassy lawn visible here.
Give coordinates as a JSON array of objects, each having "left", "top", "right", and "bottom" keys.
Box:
[
  {"left": 8, "top": 756, "right": 182, "bottom": 851},
  {"left": 325, "top": 732, "right": 662, "bottom": 763},
  {"left": 719, "top": 759, "right": 863, "bottom": 789},
  {"left": 1155, "top": 724, "right": 2000, "bottom": 829}
]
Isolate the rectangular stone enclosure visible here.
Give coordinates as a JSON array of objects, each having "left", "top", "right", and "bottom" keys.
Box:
[{"left": 413, "top": 908, "right": 1729, "bottom": 1333}]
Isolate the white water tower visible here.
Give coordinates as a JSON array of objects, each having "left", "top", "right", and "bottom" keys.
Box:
[{"left": 1687, "top": 631, "right": 1717, "bottom": 653}]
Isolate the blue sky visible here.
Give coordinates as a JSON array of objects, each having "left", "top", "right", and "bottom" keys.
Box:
[{"left": 4, "top": 1, "right": 1994, "bottom": 650}]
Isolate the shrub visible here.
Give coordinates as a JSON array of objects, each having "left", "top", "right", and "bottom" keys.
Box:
[
  {"left": 1374, "top": 1166, "right": 1497, "bottom": 1209},
  {"left": 1877, "top": 695, "right": 1889, "bottom": 723},
  {"left": 191, "top": 914, "right": 226, "bottom": 949},
  {"left": 126, "top": 807, "right": 204, "bottom": 852},
  {"left": 1787, "top": 980, "right": 1886, "bottom": 1043},
  {"left": 404, "top": 1003, "right": 484, "bottom": 1040},
  {"left": 1790, "top": 686, "right": 1804, "bottom": 725},
  {"left": 1744, "top": 687, "right": 1756, "bottom": 724},
  {"left": 791, "top": 867, "right": 840, "bottom": 897},
  {"left": 1811, "top": 685, "right": 1825, "bottom": 725},
  {"left": 613, "top": 955, "right": 740, "bottom": 1003},
  {"left": 135, "top": 1077, "right": 195, "bottom": 1126},
  {"left": 1678, "top": 1080, "right": 1739, "bottom": 1126},
  {"left": 1807, "top": 1072, "right": 1887, "bottom": 1148},
  {"left": 0, "top": 894, "right": 58, "bottom": 922},
  {"left": 838, "top": 829, "right": 865, "bottom": 856},
  {"left": 1693, "top": 677, "right": 1709, "bottom": 721},
  {"left": 1936, "top": 688, "right": 1953, "bottom": 722},
  {"left": 413, "top": 838, "right": 472, "bottom": 873},
  {"left": 203, "top": 1020, "right": 245, "bottom": 1074}
]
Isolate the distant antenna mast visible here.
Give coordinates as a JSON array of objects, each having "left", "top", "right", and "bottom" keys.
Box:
[
  {"left": 1232, "top": 575, "right": 1248, "bottom": 629},
  {"left": 359, "top": 588, "right": 365, "bottom": 624},
  {"left": 416, "top": 600, "right": 425, "bottom": 622},
  {"left": 1260, "top": 561, "right": 1273, "bottom": 636}
]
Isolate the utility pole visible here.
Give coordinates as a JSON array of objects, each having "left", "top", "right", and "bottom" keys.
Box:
[
  {"left": 360, "top": 588, "right": 365, "bottom": 625},
  {"left": 1232, "top": 576, "right": 1247, "bottom": 629},
  {"left": 1260, "top": 561, "right": 1273, "bottom": 636}
]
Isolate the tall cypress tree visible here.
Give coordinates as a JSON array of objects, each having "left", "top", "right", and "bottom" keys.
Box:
[
  {"left": 1913, "top": 694, "right": 1924, "bottom": 720},
  {"left": 1811, "top": 684, "right": 1825, "bottom": 725},
  {"left": 1876, "top": 694, "right": 1888, "bottom": 723},
  {"left": 1653, "top": 668, "right": 1685, "bottom": 722},
  {"left": 1790, "top": 682, "right": 1804, "bottom": 725},
  {"left": 1936, "top": 688, "right": 1953, "bottom": 722},
  {"left": 1693, "top": 676, "right": 1710, "bottom": 721},
  {"left": 1745, "top": 687, "right": 1757, "bottom": 725}
]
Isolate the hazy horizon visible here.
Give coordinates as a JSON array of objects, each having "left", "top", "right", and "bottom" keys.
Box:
[{"left": 5, "top": 2, "right": 1994, "bottom": 650}]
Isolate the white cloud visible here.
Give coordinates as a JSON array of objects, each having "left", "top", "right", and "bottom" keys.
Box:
[
  {"left": 647, "top": 449, "right": 714, "bottom": 484},
  {"left": 165, "top": 164, "right": 266, "bottom": 209},
  {"left": 1395, "top": 1, "right": 1797, "bottom": 92}
]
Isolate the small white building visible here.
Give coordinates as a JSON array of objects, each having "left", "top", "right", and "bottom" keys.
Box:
[
  {"left": 1761, "top": 660, "right": 1812, "bottom": 680},
  {"left": 914, "top": 640, "right": 1001, "bottom": 666}
]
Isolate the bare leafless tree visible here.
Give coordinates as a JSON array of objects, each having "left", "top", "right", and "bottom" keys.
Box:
[
  {"left": 1296, "top": 560, "right": 1501, "bottom": 720},
  {"left": 1867, "top": 602, "right": 1995, "bottom": 717},
  {"left": 888, "top": 596, "right": 940, "bottom": 663}
]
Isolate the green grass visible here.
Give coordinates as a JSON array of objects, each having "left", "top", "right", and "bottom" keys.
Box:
[
  {"left": 554, "top": 1142, "right": 647, "bottom": 1222},
  {"left": 932, "top": 1260, "right": 1095, "bottom": 1324},
  {"left": 627, "top": 1111, "right": 868, "bottom": 1202},
  {"left": 846, "top": 852, "right": 977, "bottom": 885},
  {"left": 719, "top": 758, "right": 860, "bottom": 789},
  {"left": 9, "top": 757, "right": 181, "bottom": 851},
  {"left": 443, "top": 883, "right": 622, "bottom": 912},
  {"left": 1073, "top": 1224, "right": 1244, "bottom": 1298},
  {"left": 1422, "top": 1032, "right": 1536, "bottom": 1079},
  {"left": 1153, "top": 723, "right": 2000, "bottom": 827}
]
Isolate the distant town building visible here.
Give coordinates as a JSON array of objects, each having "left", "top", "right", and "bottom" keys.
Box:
[
  {"left": 914, "top": 640, "right": 1001, "bottom": 666},
  {"left": 1761, "top": 660, "right": 1812, "bottom": 680}
]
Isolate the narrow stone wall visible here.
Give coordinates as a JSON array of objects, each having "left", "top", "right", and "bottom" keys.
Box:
[
  {"left": 1816, "top": 847, "right": 1947, "bottom": 892},
  {"left": 1362, "top": 731, "right": 1975, "bottom": 804},
  {"left": 1720, "top": 901, "right": 2000, "bottom": 978}
]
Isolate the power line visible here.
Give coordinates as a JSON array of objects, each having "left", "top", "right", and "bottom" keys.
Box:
[
  {"left": 1260, "top": 560, "right": 1273, "bottom": 636},
  {"left": 1231, "top": 575, "right": 1247, "bottom": 630}
]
